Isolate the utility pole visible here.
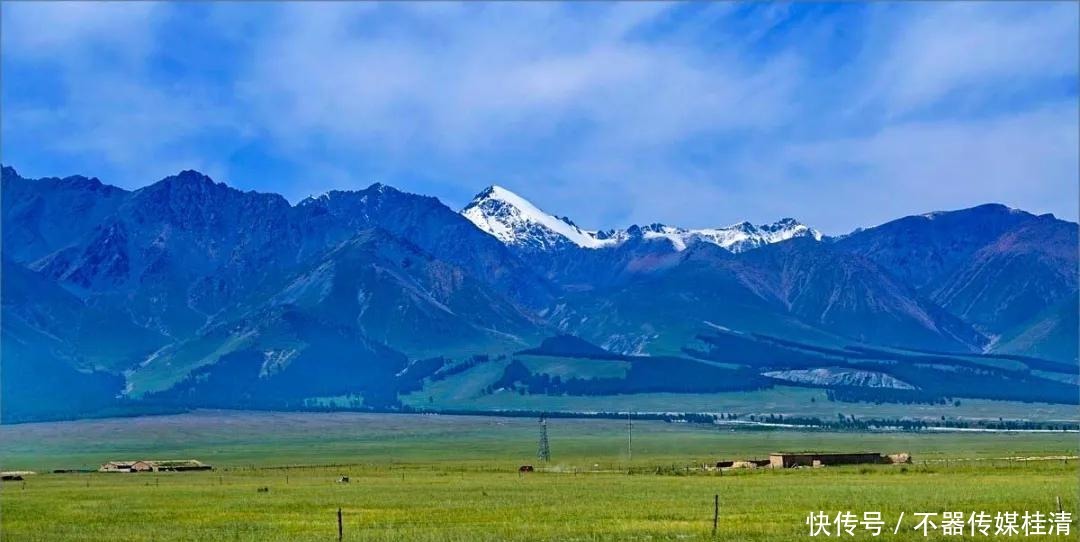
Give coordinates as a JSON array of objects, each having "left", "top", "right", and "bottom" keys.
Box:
[
  {"left": 538, "top": 414, "right": 551, "bottom": 462},
  {"left": 627, "top": 409, "right": 633, "bottom": 462}
]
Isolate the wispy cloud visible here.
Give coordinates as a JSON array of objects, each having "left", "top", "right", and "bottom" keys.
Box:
[
  {"left": 870, "top": 2, "right": 1078, "bottom": 116},
  {"left": 755, "top": 103, "right": 1079, "bottom": 232},
  {"left": 1, "top": 1, "right": 160, "bottom": 60},
  {"left": 240, "top": 4, "right": 796, "bottom": 152},
  {"left": 1, "top": 1, "right": 242, "bottom": 182},
  {"left": 1, "top": 2, "right": 1076, "bottom": 234}
]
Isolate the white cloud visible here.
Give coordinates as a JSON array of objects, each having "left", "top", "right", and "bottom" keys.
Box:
[
  {"left": 870, "top": 2, "right": 1079, "bottom": 115},
  {"left": 238, "top": 3, "right": 797, "bottom": 157},
  {"left": 1, "top": 1, "right": 241, "bottom": 186},
  {"left": 753, "top": 103, "right": 1079, "bottom": 232},
  {"left": 1, "top": 1, "right": 161, "bottom": 62}
]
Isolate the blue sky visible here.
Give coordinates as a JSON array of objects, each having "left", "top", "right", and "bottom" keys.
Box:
[{"left": 2, "top": 2, "right": 1077, "bottom": 234}]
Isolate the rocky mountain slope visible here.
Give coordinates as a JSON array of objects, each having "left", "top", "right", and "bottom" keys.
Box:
[{"left": 835, "top": 204, "right": 1077, "bottom": 359}]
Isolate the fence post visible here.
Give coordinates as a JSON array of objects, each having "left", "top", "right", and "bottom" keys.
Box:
[
  {"left": 1056, "top": 496, "right": 1063, "bottom": 514},
  {"left": 337, "top": 507, "right": 343, "bottom": 541},
  {"left": 712, "top": 494, "right": 719, "bottom": 536}
]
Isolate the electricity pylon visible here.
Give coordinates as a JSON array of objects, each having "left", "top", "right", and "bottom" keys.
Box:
[{"left": 538, "top": 414, "right": 551, "bottom": 462}]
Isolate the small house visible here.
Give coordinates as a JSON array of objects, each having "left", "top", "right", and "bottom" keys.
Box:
[
  {"left": 99, "top": 461, "right": 138, "bottom": 473},
  {"left": 768, "top": 452, "right": 889, "bottom": 468}
]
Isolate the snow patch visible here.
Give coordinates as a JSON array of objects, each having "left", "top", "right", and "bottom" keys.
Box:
[{"left": 763, "top": 368, "right": 916, "bottom": 390}]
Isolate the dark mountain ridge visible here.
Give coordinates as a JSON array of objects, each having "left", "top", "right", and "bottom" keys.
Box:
[{"left": 835, "top": 204, "right": 1077, "bottom": 358}]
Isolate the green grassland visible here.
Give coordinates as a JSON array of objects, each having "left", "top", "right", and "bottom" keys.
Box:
[
  {"left": 402, "top": 360, "right": 1080, "bottom": 422},
  {"left": 517, "top": 355, "right": 631, "bottom": 380},
  {"left": 2, "top": 411, "right": 1077, "bottom": 541}
]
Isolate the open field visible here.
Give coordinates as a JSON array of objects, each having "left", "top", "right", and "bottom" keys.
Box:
[
  {"left": 4, "top": 410, "right": 1079, "bottom": 470},
  {"left": 2, "top": 411, "right": 1078, "bottom": 541}
]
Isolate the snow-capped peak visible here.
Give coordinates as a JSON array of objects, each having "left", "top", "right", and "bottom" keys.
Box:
[
  {"left": 684, "top": 218, "right": 822, "bottom": 252},
  {"left": 460, "top": 185, "right": 821, "bottom": 253},
  {"left": 614, "top": 219, "right": 820, "bottom": 253},
  {"left": 461, "top": 185, "right": 615, "bottom": 250}
]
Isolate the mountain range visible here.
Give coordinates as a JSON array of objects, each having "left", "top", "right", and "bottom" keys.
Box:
[{"left": 2, "top": 166, "right": 1076, "bottom": 422}]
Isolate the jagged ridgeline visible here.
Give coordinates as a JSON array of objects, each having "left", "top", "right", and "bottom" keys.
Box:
[{"left": 3, "top": 166, "right": 1077, "bottom": 422}]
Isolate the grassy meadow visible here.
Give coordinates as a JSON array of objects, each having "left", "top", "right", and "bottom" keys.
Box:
[
  {"left": 401, "top": 368, "right": 1080, "bottom": 424},
  {"left": 1, "top": 411, "right": 1077, "bottom": 541}
]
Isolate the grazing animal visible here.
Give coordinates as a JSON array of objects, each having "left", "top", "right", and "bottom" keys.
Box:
[
  {"left": 518, "top": 465, "right": 534, "bottom": 473},
  {"left": 337, "top": 476, "right": 350, "bottom": 483}
]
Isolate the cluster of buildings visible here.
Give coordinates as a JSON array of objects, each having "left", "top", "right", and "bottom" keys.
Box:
[
  {"left": 716, "top": 452, "right": 911, "bottom": 470},
  {"left": 98, "top": 459, "right": 212, "bottom": 473}
]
